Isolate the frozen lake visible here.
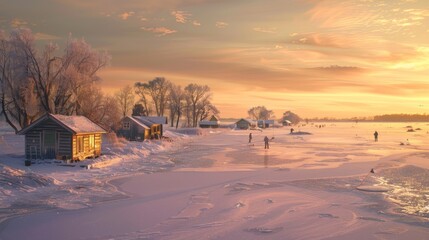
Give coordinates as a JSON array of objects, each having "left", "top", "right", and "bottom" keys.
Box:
[{"left": 1, "top": 122, "right": 429, "bottom": 239}]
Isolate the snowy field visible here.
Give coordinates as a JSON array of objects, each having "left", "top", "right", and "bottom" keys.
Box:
[{"left": 1, "top": 122, "right": 429, "bottom": 239}]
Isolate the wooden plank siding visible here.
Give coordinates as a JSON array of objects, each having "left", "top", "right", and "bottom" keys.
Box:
[
  {"left": 25, "top": 132, "right": 42, "bottom": 159},
  {"left": 24, "top": 119, "right": 72, "bottom": 160},
  {"left": 117, "top": 118, "right": 150, "bottom": 141},
  {"left": 72, "top": 133, "right": 102, "bottom": 161}
]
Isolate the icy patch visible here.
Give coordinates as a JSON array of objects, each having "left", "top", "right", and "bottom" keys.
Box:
[
  {"left": 378, "top": 165, "right": 429, "bottom": 217},
  {"left": 246, "top": 226, "right": 283, "bottom": 234},
  {"left": 356, "top": 186, "right": 390, "bottom": 192},
  {"left": 318, "top": 213, "right": 339, "bottom": 219}
]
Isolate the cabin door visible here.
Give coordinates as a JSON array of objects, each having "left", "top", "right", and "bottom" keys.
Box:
[{"left": 43, "top": 130, "right": 57, "bottom": 159}]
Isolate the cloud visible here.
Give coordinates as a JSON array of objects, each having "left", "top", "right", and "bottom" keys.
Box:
[
  {"left": 141, "top": 26, "right": 177, "bottom": 36},
  {"left": 171, "top": 10, "right": 191, "bottom": 23},
  {"left": 140, "top": 17, "right": 148, "bottom": 21},
  {"left": 311, "top": 65, "right": 367, "bottom": 75},
  {"left": 215, "top": 21, "right": 228, "bottom": 28},
  {"left": 119, "top": 11, "right": 135, "bottom": 20},
  {"left": 10, "top": 18, "right": 28, "bottom": 27},
  {"left": 34, "top": 32, "right": 61, "bottom": 40},
  {"left": 288, "top": 32, "right": 356, "bottom": 48},
  {"left": 192, "top": 20, "right": 201, "bottom": 26},
  {"left": 253, "top": 27, "right": 277, "bottom": 34}
]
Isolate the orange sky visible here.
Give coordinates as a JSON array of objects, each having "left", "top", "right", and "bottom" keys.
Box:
[{"left": 2, "top": 0, "right": 429, "bottom": 118}]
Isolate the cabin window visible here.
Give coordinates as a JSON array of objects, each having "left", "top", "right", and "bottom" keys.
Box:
[
  {"left": 77, "top": 136, "right": 84, "bottom": 153},
  {"left": 89, "top": 135, "right": 95, "bottom": 149},
  {"left": 123, "top": 121, "right": 130, "bottom": 129}
]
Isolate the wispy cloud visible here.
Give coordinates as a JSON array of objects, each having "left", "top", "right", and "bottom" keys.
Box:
[
  {"left": 192, "top": 20, "right": 201, "bottom": 26},
  {"left": 34, "top": 32, "right": 61, "bottom": 40},
  {"left": 141, "top": 26, "right": 177, "bottom": 36},
  {"left": 288, "top": 32, "right": 357, "bottom": 48},
  {"left": 253, "top": 27, "right": 277, "bottom": 34},
  {"left": 119, "top": 11, "right": 135, "bottom": 20},
  {"left": 215, "top": 21, "right": 228, "bottom": 28},
  {"left": 171, "top": 10, "right": 191, "bottom": 23},
  {"left": 312, "top": 65, "right": 367, "bottom": 74}
]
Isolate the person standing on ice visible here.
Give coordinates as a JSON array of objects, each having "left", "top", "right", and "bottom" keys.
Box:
[
  {"left": 249, "top": 133, "right": 252, "bottom": 143},
  {"left": 374, "top": 131, "right": 379, "bottom": 142},
  {"left": 264, "top": 136, "right": 270, "bottom": 149}
]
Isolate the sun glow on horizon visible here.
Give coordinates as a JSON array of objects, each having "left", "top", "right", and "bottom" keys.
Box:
[{"left": 3, "top": 0, "right": 429, "bottom": 118}]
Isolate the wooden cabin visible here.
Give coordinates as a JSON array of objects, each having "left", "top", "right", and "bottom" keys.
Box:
[
  {"left": 116, "top": 116, "right": 150, "bottom": 141},
  {"left": 235, "top": 119, "right": 257, "bottom": 130},
  {"left": 17, "top": 114, "right": 106, "bottom": 161},
  {"left": 117, "top": 116, "right": 167, "bottom": 141},
  {"left": 199, "top": 115, "right": 220, "bottom": 128}
]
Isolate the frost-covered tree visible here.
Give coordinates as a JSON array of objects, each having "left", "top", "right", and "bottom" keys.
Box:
[
  {"left": 115, "top": 85, "right": 135, "bottom": 117},
  {"left": 281, "top": 111, "right": 301, "bottom": 124},
  {"left": 248, "top": 106, "right": 274, "bottom": 121},
  {"left": 134, "top": 82, "right": 153, "bottom": 116},
  {"left": 168, "top": 83, "right": 184, "bottom": 128},
  {"left": 184, "top": 84, "right": 211, "bottom": 127},
  {"left": 0, "top": 28, "right": 110, "bottom": 131}
]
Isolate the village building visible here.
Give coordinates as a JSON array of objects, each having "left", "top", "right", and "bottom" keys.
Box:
[
  {"left": 282, "top": 120, "right": 292, "bottom": 126},
  {"left": 235, "top": 118, "right": 257, "bottom": 130},
  {"left": 17, "top": 114, "right": 106, "bottom": 161},
  {"left": 257, "top": 120, "right": 275, "bottom": 128},
  {"left": 117, "top": 116, "right": 167, "bottom": 141},
  {"left": 199, "top": 115, "right": 220, "bottom": 128}
]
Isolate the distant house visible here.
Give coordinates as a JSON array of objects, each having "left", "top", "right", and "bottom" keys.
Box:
[
  {"left": 17, "top": 114, "right": 106, "bottom": 161},
  {"left": 117, "top": 116, "right": 167, "bottom": 141},
  {"left": 199, "top": 115, "right": 220, "bottom": 128},
  {"left": 282, "top": 120, "right": 292, "bottom": 126},
  {"left": 257, "top": 120, "right": 275, "bottom": 128},
  {"left": 235, "top": 119, "right": 257, "bottom": 130}
]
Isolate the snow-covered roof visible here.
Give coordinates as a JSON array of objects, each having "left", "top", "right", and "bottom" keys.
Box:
[
  {"left": 199, "top": 120, "right": 219, "bottom": 126},
  {"left": 141, "top": 116, "right": 167, "bottom": 124},
  {"left": 17, "top": 114, "right": 106, "bottom": 135},
  {"left": 236, "top": 118, "right": 257, "bottom": 124},
  {"left": 258, "top": 120, "right": 275, "bottom": 124},
  {"left": 51, "top": 115, "right": 106, "bottom": 133},
  {"left": 132, "top": 116, "right": 158, "bottom": 127},
  {"left": 126, "top": 117, "right": 150, "bottom": 129}
]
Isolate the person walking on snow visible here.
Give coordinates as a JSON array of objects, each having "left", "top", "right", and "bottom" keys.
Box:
[
  {"left": 264, "top": 136, "right": 270, "bottom": 149},
  {"left": 374, "top": 131, "right": 379, "bottom": 142},
  {"left": 249, "top": 133, "right": 252, "bottom": 143}
]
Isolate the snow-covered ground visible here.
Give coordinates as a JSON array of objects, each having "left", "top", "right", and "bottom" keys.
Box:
[{"left": 1, "top": 122, "right": 429, "bottom": 239}]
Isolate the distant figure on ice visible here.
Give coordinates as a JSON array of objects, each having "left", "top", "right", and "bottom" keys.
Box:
[
  {"left": 374, "top": 131, "right": 378, "bottom": 142},
  {"left": 290, "top": 128, "right": 294, "bottom": 134},
  {"left": 264, "top": 136, "right": 270, "bottom": 149},
  {"left": 249, "top": 133, "right": 252, "bottom": 143}
]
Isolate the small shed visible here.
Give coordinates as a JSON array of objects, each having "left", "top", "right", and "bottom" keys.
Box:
[
  {"left": 17, "top": 114, "right": 106, "bottom": 161},
  {"left": 116, "top": 116, "right": 151, "bottom": 141},
  {"left": 235, "top": 119, "right": 257, "bottom": 130},
  {"left": 199, "top": 115, "right": 220, "bottom": 128},
  {"left": 257, "top": 120, "right": 275, "bottom": 128},
  {"left": 282, "top": 120, "right": 292, "bottom": 126},
  {"left": 117, "top": 116, "right": 167, "bottom": 141}
]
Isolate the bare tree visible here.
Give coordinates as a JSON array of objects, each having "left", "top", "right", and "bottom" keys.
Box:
[
  {"left": 184, "top": 84, "right": 211, "bottom": 127},
  {"left": 168, "top": 83, "right": 184, "bottom": 128},
  {"left": 134, "top": 82, "right": 152, "bottom": 116},
  {"left": 115, "top": 85, "right": 135, "bottom": 117},
  {"left": 146, "top": 77, "right": 170, "bottom": 116},
  {"left": 248, "top": 106, "right": 274, "bottom": 120},
  {"left": 198, "top": 100, "right": 219, "bottom": 121},
  {"left": 0, "top": 28, "right": 110, "bottom": 131}
]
